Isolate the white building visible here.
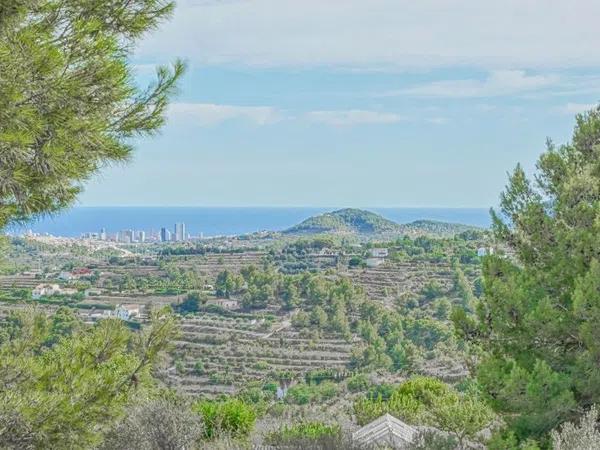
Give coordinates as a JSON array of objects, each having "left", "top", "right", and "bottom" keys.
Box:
[
  {"left": 160, "top": 227, "right": 171, "bottom": 242},
  {"left": 112, "top": 304, "right": 141, "bottom": 321},
  {"left": 205, "top": 299, "right": 239, "bottom": 310},
  {"left": 370, "top": 248, "right": 389, "bottom": 258},
  {"left": 477, "top": 247, "right": 495, "bottom": 257},
  {"left": 117, "top": 229, "right": 134, "bottom": 243},
  {"left": 174, "top": 223, "right": 186, "bottom": 242},
  {"left": 58, "top": 271, "right": 76, "bottom": 281},
  {"left": 32, "top": 283, "right": 61, "bottom": 299},
  {"left": 352, "top": 414, "right": 417, "bottom": 449}
]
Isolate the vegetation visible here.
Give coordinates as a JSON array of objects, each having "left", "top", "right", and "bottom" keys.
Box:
[
  {"left": 0, "top": 306, "right": 177, "bottom": 448},
  {"left": 284, "top": 208, "right": 402, "bottom": 234},
  {"left": 353, "top": 376, "right": 493, "bottom": 446},
  {"left": 454, "top": 107, "right": 600, "bottom": 447},
  {"left": 194, "top": 398, "right": 256, "bottom": 440},
  {"left": 265, "top": 421, "right": 342, "bottom": 446},
  {"left": 0, "top": 0, "right": 183, "bottom": 229},
  {"left": 284, "top": 208, "right": 481, "bottom": 237},
  {"left": 99, "top": 396, "right": 203, "bottom": 450},
  {"left": 551, "top": 406, "right": 600, "bottom": 450}
]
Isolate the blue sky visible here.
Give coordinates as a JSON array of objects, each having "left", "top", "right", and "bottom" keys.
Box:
[{"left": 80, "top": 0, "right": 600, "bottom": 208}]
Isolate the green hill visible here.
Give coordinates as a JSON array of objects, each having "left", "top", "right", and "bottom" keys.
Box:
[
  {"left": 284, "top": 208, "right": 402, "bottom": 235},
  {"left": 284, "top": 209, "right": 483, "bottom": 236}
]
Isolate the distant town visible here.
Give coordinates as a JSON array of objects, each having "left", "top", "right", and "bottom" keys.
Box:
[{"left": 22, "top": 222, "right": 204, "bottom": 243}]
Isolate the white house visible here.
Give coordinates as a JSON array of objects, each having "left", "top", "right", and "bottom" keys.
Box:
[
  {"left": 352, "top": 414, "right": 417, "bottom": 449},
  {"left": 32, "top": 283, "right": 61, "bottom": 299},
  {"left": 205, "top": 299, "right": 239, "bottom": 310},
  {"left": 477, "top": 247, "right": 495, "bottom": 257},
  {"left": 112, "top": 304, "right": 141, "bottom": 321},
  {"left": 369, "top": 248, "right": 389, "bottom": 258},
  {"left": 58, "top": 271, "right": 76, "bottom": 281}
]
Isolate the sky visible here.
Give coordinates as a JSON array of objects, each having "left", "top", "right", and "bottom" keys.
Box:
[{"left": 80, "top": 0, "right": 600, "bottom": 208}]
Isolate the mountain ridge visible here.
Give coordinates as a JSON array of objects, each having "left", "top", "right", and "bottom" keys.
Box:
[{"left": 283, "top": 208, "right": 481, "bottom": 236}]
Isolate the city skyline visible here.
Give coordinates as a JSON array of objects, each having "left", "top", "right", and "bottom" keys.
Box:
[{"left": 77, "top": 222, "right": 195, "bottom": 243}]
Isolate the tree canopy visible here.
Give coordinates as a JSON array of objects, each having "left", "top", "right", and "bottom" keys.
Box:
[
  {"left": 454, "top": 106, "right": 600, "bottom": 445},
  {"left": 0, "top": 0, "right": 184, "bottom": 228},
  {"left": 0, "top": 306, "right": 178, "bottom": 448}
]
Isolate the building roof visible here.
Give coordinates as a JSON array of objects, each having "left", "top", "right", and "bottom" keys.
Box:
[{"left": 352, "top": 414, "right": 417, "bottom": 448}]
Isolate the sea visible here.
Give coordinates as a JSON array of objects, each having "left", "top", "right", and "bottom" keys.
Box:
[{"left": 8, "top": 207, "right": 492, "bottom": 238}]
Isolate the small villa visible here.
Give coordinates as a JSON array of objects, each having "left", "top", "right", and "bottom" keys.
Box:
[
  {"left": 477, "top": 247, "right": 494, "bottom": 257},
  {"left": 112, "top": 304, "right": 141, "bottom": 321},
  {"left": 205, "top": 298, "right": 239, "bottom": 310},
  {"left": 370, "top": 248, "right": 389, "bottom": 258},
  {"left": 352, "top": 414, "right": 417, "bottom": 449},
  {"left": 32, "top": 283, "right": 61, "bottom": 299}
]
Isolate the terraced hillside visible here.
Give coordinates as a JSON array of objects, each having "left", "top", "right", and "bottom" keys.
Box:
[
  {"left": 165, "top": 312, "right": 353, "bottom": 396},
  {"left": 343, "top": 259, "right": 460, "bottom": 303},
  {"left": 167, "top": 251, "right": 267, "bottom": 278}
]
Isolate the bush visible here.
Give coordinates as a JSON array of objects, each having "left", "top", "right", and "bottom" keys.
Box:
[
  {"left": 193, "top": 361, "right": 205, "bottom": 375},
  {"left": 100, "top": 397, "right": 202, "bottom": 450},
  {"left": 194, "top": 398, "right": 256, "bottom": 440},
  {"left": 354, "top": 376, "right": 493, "bottom": 445},
  {"left": 409, "top": 429, "right": 458, "bottom": 450},
  {"left": 551, "top": 406, "right": 600, "bottom": 450},
  {"left": 177, "top": 291, "right": 205, "bottom": 314},
  {"left": 265, "top": 421, "right": 341, "bottom": 446},
  {"left": 347, "top": 374, "right": 369, "bottom": 393},
  {"left": 286, "top": 384, "right": 312, "bottom": 405},
  {"left": 317, "top": 381, "right": 339, "bottom": 401}
]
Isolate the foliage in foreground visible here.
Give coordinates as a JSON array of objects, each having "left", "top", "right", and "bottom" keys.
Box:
[
  {"left": 99, "top": 395, "right": 203, "bottom": 450},
  {"left": 454, "top": 106, "right": 600, "bottom": 445},
  {"left": 0, "top": 0, "right": 183, "bottom": 228},
  {"left": 194, "top": 398, "right": 256, "bottom": 441},
  {"left": 353, "top": 376, "right": 493, "bottom": 446},
  {"left": 0, "top": 306, "right": 177, "bottom": 449},
  {"left": 551, "top": 406, "right": 600, "bottom": 450},
  {"left": 265, "top": 421, "right": 341, "bottom": 446}
]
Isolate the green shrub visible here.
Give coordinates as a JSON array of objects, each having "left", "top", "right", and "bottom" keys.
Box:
[
  {"left": 318, "top": 381, "right": 339, "bottom": 401},
  {"left": 253, "top": 360, "right": 269, "bottom": 370},
  {"left": 347, "top": 374, "right": 369, "bottom": 393},
  {"left": 353, "top": 377, "right": 494, "bottom": 445},
  {"left": 265, "top": 421, "right": 341, "bottom": 446},
  {"left": 193, "top": 360, "right": 205, "bottom": 375},
  {"left": 286, "top": 384, "right": 312, "bottom": 405},
  {"left": 262, "top": 381, "right": 278, "bottom": 394},
  {"left": 194, "top": 398, "right": 256, "bottom": 440}
]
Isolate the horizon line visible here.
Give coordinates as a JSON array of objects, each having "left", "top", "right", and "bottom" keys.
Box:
[{"left": 74, "top": 205, "right": 494, "bottom": 209}]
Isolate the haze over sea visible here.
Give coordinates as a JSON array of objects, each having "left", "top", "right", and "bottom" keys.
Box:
[{"left": 11, "top": 207, "right": 491, "bottom": 238}]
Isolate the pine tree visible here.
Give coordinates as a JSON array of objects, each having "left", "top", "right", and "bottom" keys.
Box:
[
  {"left": 0, "top": 0, "right": 184, "bottom": 228},
  {"left": 455, "top": 106, "right": 600, "bottom": 444}
]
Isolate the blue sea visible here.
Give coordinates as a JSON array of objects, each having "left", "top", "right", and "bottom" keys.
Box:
[{"left": 10, "top": 207, "right": 492, "bottom": 238}]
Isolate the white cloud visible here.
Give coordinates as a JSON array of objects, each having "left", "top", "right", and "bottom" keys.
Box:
[
  {"left": 138, "top": 0, "right": 600, "bottom": 70},
  {"left": 307, "top": 110, "right": 405, "bottom": 126},
  {"left": 168, "top": 103, "right": 281, "bottom": 126},
  {"left": 390, "top": 70, "right": 559, "bottom": 98},
  {"left": 560, "top": 102, "right": 597, "bottom": 114}
]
